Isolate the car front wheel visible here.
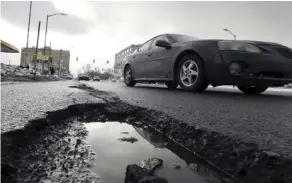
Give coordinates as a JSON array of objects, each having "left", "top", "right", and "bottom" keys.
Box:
[
  {"left": 177, "top": 55, "right": 208, "bottom": 92},
  {"left": 237, "top": 85, "right": 268, "bottom": 95},
  {"left": 124, "top": 65, "right": 136, "bottom": 87}
]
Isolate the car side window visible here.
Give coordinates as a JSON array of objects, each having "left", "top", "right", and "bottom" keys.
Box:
[
  {"left": 138, "top": 40, "right": 152, "bottom": 52},
  {"left": 150, "top": 36, "right": 169, "bottom": 50}
]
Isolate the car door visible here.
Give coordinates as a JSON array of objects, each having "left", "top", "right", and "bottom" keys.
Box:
[
  {"left": 145, "top": 35, "right": 173, "bottom": 79},
  {"left": 131, "top": 39, "right": 153, "bottom": 79}
]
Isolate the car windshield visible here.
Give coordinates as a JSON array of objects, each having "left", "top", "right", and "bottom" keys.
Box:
[{"left": 171, "top": 34, "right": 199, "bottom": 43}]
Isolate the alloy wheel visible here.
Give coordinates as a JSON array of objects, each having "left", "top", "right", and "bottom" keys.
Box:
[
  {"left": 124, "top": 65, "right": 136, "bottom": 87},
  {"left": 180, "top": 60, "right": 199, "bottom": 87},
  {"left": 125, "top": 68, "right": 132, "bottom": 84}
]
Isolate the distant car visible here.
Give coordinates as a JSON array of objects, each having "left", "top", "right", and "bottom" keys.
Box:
[
  {"left": 93, "top": 76, "right": 100, "bottom": 81},
  {"left": 78, "top": 74, "right": 90, "bottom": 81},
  {"left": 123, "top": 33, "right": 292, "bottom": 94},
  {"left": 61, "top": 74, "right": 73, "bottom": 80}
]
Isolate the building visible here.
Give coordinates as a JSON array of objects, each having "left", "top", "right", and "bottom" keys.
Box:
[
  {"left": 114, "top": 44, "right": 140, "bottom": 76},
  {"left": 85, "top": 64, "right": 91, "bottom": 73},
  {"left": 20, "top": 47, "right": 70, "bottom": 74},
  {"left": 77, "top": 68, "right": 82, "bottom": 75}
]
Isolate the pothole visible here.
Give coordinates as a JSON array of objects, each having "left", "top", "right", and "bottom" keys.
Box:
[
  {"left": 83, "top": 121, "right": 233, "bottom": 183},
  {"left": 3, "top": 91, "right": 291, "bottom": 183}
]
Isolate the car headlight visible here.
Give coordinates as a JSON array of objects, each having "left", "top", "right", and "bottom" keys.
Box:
[{"left": 218, "top": 41, "right": 262, "bottom": 53}]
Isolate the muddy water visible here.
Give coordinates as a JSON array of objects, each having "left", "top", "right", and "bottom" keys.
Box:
[{"left": 84, "top": 122, "right": 232, "bottom": 183}]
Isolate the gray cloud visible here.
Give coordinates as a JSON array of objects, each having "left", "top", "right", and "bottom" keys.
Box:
[
  {"left": 89, "top": 1, "right": 292, "bottom": 47},
  {"left": 1, "top": 1, "right": 92, "bottom": 35},
  {"left": 1, "top": 1, "right": 292, "bottom": 48}
]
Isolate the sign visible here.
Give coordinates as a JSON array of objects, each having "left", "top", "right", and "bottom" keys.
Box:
[{"left": 35, "top": 53, "right": 49, "bottom": 61}]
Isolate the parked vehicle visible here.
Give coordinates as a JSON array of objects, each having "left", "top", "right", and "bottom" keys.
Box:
[
  {"left": 78, "top": 74, "right": 90, "bottom": 81},
  {"left": 61, "top": 74, "right": 73, "bottom": 80},
  {"left": 93, "top": 76, "right": 100, "bottom": 81},
  {"left": 123, "top": 33, "right": 292, "bottom": 94}
]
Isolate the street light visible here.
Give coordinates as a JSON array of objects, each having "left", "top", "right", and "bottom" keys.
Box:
[
  {"left": 44, "top": 13, "right": 67, "bottom": 55},
  {"left": 223, "top": 28, "right": 236, "bottom": 40},
  {"left": 42, "top": 13, "right": 66, "bottom": 74}
]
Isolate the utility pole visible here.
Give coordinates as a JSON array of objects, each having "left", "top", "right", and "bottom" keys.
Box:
[
  {"left": 43, "top": 13, "right": 66, "bottom": 66},
  {"left": 59, "top": 49, "right": 62, "bottom": 77},
  {"left": 48, "top": 41, "right": 52, "bottom": 70},
  {"left": 25, "top": 1, "right": 32, "bottom": 66},
  {"left": 34, "top": 21, "right": 41, "bottom": 70},
  {"left": 44, "top": 15, "right": 49, "bottom": 55},
  {"left": 42, "top": 15, "right": 49, "bottom": 75}
]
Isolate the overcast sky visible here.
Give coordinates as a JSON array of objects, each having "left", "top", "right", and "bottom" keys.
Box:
[{"left": 1, "top": 1, "right": 292, "bottom": 74}]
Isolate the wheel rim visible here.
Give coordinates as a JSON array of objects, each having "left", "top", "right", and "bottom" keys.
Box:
[
  {"left": 180, "top": 60, "right": 199, "bottom": 87},
  {"left": 125, "top": 67, "right": 132, "bottom": 83}
]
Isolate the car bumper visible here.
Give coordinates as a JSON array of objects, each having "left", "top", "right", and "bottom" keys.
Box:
[{"left": 219, "top": 51, "right": 292, "bottom": 85}]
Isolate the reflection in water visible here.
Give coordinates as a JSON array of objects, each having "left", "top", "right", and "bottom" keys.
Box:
[
  {"left": 133, "top": 126, "right": 167, "bottom": 148},
  {"left": 84, "top": 122, "right": 233, "bottom": 183}
]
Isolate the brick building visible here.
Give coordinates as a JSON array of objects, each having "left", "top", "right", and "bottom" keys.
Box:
[
  {"left": 20, "top": 47, "right": 70, "bottom": 74},
  {"left": 114, "top": 44, "right": 140, "bottom": 76}
]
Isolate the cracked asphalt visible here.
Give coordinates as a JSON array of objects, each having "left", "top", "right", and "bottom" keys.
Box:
[
  {"left": 1, "top": 80, "right": 292, "bottom": 158},
  {"left": 1, "top": 81, "right": 102, "bottom": 133},
  {"left": 1, "top": 80, "right": 292, "bottom": 182},
  {"left": 84, "top": 81, "right": 292, "bottom": 158}
]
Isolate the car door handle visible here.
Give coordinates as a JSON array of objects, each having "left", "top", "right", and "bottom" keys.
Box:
[
  {"left": 147, "top": 54, "right": 152, "bottom": 57},
  {"left": 133, "top": 56, "right": 136, "bottom": 59}
]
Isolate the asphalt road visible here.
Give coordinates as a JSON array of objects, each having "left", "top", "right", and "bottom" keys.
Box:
[{"left": 85, "top": 81, "right": 292, "bottom": 158}]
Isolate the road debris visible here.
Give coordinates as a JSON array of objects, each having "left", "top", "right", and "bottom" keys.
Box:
[{"left": 141, "top": 157, "right": 163, "bottom": 172}]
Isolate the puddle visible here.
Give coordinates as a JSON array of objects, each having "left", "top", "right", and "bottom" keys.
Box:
[{"left": 84, "top": 121, "right": 233, "bottom": 183}]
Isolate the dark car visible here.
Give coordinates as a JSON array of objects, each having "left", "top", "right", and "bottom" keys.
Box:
[
  {"left": 93, "top": 76, "right": 100, "bottom": 81},
  {"left": 78, "top": 74, "right": 90, "bottom": 81},
  {"left": 123, "top": 33, "right": 292, "bottom": 94},
  {"left": 61, "top": 74, "right": 73, "bottom": 80}
]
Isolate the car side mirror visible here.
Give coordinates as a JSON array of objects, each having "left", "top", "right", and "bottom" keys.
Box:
[{"left": 155, "top": 40, "right": 171, "bottom": 49}]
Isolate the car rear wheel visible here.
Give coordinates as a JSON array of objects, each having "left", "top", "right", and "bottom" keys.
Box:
[
  {"left": 237, "top": 85, "right": 268, "bottom": 95},
  {"left": 124, "top": 65, "right": 136, "bottom": 87},
  {"left": 165, "top": 81, "right": 178, "bottom": 89},
  {"left": 177, "top": 55, "right": 208, "bottom": 92}
]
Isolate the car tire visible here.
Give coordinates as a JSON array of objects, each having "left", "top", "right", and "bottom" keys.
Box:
[
  {"left": 237, "top": 85, "right": 268, "bottom": 95},
  {"left": 176, "top": 54, "right": 208, "bottom": 92},
  {"left": 124, "top": 65, "right": 136, "bottom": 87},
  {"left": 165, "top": 81, "right": 178, "bottom": 89}
]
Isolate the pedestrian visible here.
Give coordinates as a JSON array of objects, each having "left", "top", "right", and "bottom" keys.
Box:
[
  {"left": 50, "top": 67, "right": 55, "bottom": 75},
  {"left": 26, "top": 64, "right": 29, "bottom": 70}
]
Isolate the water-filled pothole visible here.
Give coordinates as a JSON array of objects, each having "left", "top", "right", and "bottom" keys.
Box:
[{"left": 84, "top": 121, "right": 233, "bottom": 183}]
